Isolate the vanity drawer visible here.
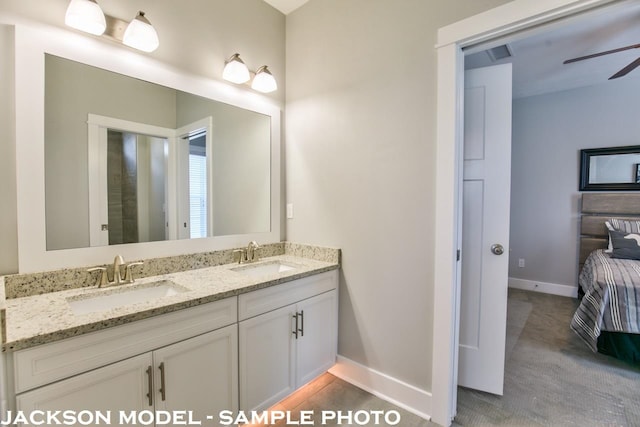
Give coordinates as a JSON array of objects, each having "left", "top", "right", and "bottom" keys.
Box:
[
  {"left": 238, "top": 270, "right": 337, "bottom": 321},
  {"left": 13, "top": 296, "right": 236, "bottom": 393}
]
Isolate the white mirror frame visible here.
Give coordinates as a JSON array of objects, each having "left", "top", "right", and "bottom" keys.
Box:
[{"left": 15, "top": 24, "right": 282, "bottom": 273}]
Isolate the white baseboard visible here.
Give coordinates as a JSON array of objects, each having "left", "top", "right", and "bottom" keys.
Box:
[
  {"left": 508, "top": 277, "right": 577, "bottom": 298},
  {"left": 328, "top": 355, "right": 432, "bottom": 421}
]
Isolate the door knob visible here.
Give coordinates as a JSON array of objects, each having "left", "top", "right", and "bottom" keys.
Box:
[{"left": 491, "top": 244, "right": 504, "bottom": 255}]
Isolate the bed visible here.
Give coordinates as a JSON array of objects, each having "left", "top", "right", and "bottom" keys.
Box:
[{"left": 571, "top": 193, "right": 640, "bottom": 365}]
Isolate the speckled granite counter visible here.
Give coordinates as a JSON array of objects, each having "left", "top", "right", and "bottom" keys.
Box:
[{"left": 2, "top": 244, "right": 340, "bottom": 352}]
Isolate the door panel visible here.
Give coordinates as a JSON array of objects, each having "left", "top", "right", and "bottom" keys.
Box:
[
  {"left": 458, "top": 63, "right": 512, "bottom": 395},
  {"left": 17, "top": 353, "right": 152, "bottom": 426},
  {"left": 153, "top": 326, "right": 238, "bottom": 427},
  {"left": 460, "top": 180, "right": 484, "bottom": 349},
  {"left": 239, "top": 304, "right": 296, "bottom": 411},
  {"left": 296, "top": 291, "right": 337, "bottom": 385}
]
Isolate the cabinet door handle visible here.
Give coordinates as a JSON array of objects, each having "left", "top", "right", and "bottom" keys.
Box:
[
  {"left": 159, "top": 362, "right": 166, "bottom": 401},
  {"left": 146, "top": 366, "right": 153, "bottom": 406},
  {"left": 292, "top": 313, "right": 299, "bottom": 339},
  {"left": 298, "top": 310, "right": 304, "bottom": 337}
]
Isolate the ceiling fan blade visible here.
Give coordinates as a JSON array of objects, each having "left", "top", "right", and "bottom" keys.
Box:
[
  {"left": 563, "top": 43, "right": 640, "bottom": 64},
  {"left": 609, "top": 56, "right": 640, "bottom": 80}
]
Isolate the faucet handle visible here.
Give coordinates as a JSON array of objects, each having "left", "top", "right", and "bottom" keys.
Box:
[
  {"left": 247, "top": 241, "right": 261, "bottom": 262},
  {"left": 122, "top": 262, "right": 144, "bottom": 284},
  {"left": 87, "top": 267, "right": 109, "bottom": 288},
  {"left": 233, "top": 249, "right": 247, "bottom": 264}
]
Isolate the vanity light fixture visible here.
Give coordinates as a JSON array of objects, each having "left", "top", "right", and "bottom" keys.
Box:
[
  {"left": 251, "top": 65, "right": 278, "bottom": 93},
  {"left": 223, "top": 54, "right": 278, "bottom": 93},
  {"left": 64, "top": 1, "right": 159, "bottom": 53},
  {"left": 123, "top": 11, "right": 159, "bottom": 53},
  {"left": 223, "top": 53, "right": 251, "bottom": 84},
  {"left": 64, "top": 0, "right": 106, "bottom": 36}
]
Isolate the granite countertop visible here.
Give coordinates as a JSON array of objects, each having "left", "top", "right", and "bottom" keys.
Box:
[{"left": 3, "top": 254, "right": 339, "bottom": 352}]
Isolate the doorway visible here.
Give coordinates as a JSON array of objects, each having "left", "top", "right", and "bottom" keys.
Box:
[{"left": 432, "top": 1, "right": 623, "bottom": 425}]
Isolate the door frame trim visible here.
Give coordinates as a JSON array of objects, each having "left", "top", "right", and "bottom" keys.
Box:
[{"left": 432, "top": 0, "right": 615, "bottom": 425}]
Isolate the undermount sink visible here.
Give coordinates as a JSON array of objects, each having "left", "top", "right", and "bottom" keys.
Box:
[
  {"left": 67, "top": 280, "right": 187, "bottom": 315},
  {"left": 231, "top": 261, "right": 298, "bottom": 277}
]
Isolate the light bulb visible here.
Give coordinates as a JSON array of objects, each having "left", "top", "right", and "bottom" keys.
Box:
[
  {"left": 252, "top": 66, "right": 277, "bottom": 93},
  {"left": 223, "top": 54, "right": 251, "bottom": 84},
  {"left": 65, "top": 0, "right": 106, "bottom": 36},
  {"left": 123, "top": 11, "right": 159, "bottom": 53}
]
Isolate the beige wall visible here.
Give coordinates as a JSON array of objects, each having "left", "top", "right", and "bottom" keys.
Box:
[{"left": 285, "top": 0, "right": 511, "bottom": 392}]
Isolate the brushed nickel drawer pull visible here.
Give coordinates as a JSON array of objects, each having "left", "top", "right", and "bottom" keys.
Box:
[
  {"left": 292, "top": 313, "right": 299, "bottom": 339},
  {"left": 298, "top": 310, "right": 304, "bottom": 337},
  {"left": 146, "top": 366, "right": 153, "bottom": 406},
  {"left": 159, "top": 362, "right": 166, "bottom": 401}
]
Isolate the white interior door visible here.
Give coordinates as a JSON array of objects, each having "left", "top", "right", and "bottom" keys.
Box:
[{"left": 458, "top": 63, "right": 512, "bottom": 395}]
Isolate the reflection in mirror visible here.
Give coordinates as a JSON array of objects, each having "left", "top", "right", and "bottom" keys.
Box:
[
  {"left": 106, "top": 130, "right": 168, "bottom": 245},
  {"left": 588, "top": 153, "right": 640, "bottom": 184},
  {"left": 45, "top": 54, "right": 271, "bottom": 250},
  {"left": 186, "top": 132, "right": 207, "bottom": 239},
  {"left": 580, "top": 145, "right": 640, "bottom": 191}
]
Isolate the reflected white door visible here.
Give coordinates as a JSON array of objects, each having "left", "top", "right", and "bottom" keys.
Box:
[{"left": 458, "top": 64, "right": 512, "bottom": 395}]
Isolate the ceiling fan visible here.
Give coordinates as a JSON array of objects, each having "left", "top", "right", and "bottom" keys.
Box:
[{"left": 564, "top": 42, "right": 640, "bottom": 79}]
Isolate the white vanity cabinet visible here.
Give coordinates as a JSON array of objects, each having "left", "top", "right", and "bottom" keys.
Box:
[
  {"left": 238, "top": 270, "right": 338, "bottom": 412},
  {"left": 152, "top": 325, "right": 238, "bottom": 424},
  {"left": 16, "top": 353, "right": 153, "bottom": 420},
  {"left": 7, "top": 267, "right": 339, "bottom": 424},
  {"left": 12, "top": 297, "right": 238, "bottom": 427}
]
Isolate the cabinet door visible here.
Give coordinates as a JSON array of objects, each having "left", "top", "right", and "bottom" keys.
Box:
[
  {"left": 16, "top": 353, "right": 152, "bottom": 426},
  {"left": 153, "top": 325, "right": 238, "bottom": 427},
  {"left": 239, "top": 304, "right": 296, "bottom": 412},
  {"left": 296, "top": 290, "right": 337, "bottom": 386}
]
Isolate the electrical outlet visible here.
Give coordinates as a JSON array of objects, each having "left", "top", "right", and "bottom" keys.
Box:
[
  {"left": 518, "top": 258, "right": 525, "bottom": 268},
  {"left": 286, "top": 203, "right": 294, "bottom": 219}
]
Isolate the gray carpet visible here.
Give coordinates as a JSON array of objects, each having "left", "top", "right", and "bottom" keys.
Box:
[
  {"left": 454, "top": 289, "right": 640, "bottom": 427},
  {"left": 505, "top": 297, "right": 533, "bottom": 361}
]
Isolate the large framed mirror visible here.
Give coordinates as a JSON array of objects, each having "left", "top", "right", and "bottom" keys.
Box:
[
  {"left": 15, "top": 25, "right": 281, "bottom": 273},
  {"left": 579, "top": 145, "right": 640, "bottom": 191}
]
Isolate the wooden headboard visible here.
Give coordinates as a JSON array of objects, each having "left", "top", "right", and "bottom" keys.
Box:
[{"left": 580, "top": 193, "right": 640, "bottom": 267}]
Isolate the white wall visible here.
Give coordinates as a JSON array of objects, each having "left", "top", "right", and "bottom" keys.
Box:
[
  {"left": 286, "top": 0, "right": 512, "bottom": 394},
  {"left": 510, "top": 76, "right": 640, "bottom": 289},
  {"left": 0, "top": 0, "right": 284, "bottom": 274}
]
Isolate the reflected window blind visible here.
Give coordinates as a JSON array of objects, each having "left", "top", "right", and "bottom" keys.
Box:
[{"left": 189, "top": 153, "right": 207, "bottom": 239}]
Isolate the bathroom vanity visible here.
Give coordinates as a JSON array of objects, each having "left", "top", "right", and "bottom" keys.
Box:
[
  {"left": 2, "top": 24, "right": 338, "bottom": 425},
  {"left": 1, "top": 245, "right": 339, "bottom": 426}
]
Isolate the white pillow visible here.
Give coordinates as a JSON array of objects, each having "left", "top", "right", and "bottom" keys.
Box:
[{"left": 605, "top": 220, "right": 613, "bottom": 253}]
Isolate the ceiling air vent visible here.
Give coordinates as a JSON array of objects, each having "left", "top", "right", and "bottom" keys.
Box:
[{"left": 487, "top": 44, "right": 512, "bottom": 62}]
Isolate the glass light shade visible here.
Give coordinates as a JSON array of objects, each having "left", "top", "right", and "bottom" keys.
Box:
[
  {"left": 65, "top": 0, "right": 106, "bottom": 36},
  {"left": 123, "top": 11, "right": 159, "bottom": 53},
  {"left": 251, "top": 66, "right": 277, "bottom": 93},
  {"left": 223, "top": 54, "right": 251, "bottom": 84}
]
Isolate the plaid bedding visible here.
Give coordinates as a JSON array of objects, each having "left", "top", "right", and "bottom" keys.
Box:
[{"left": 571, "top": 249, "right": 640, "bottom": 351}]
